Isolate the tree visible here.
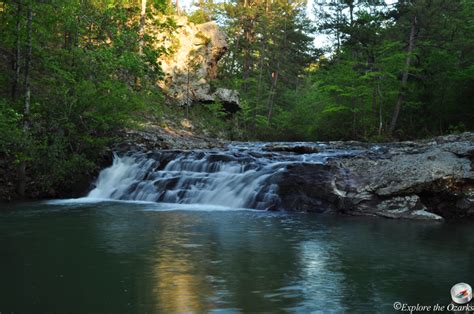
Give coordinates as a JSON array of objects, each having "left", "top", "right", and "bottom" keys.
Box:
[
  {"left": 214, "top": 0, "right": 316, "bottom": 137},
  {"left": 139, "top": 0, "right": 147, "bottom": 56},
  {"left": 0, "top": 0, "right": 169, "bottom": 198},
  {"left": 17, "top": 3, "right": 32, "bottom": 197},
  {"left": 11, "top": 0, "right": 21, "bottom": 102},
  {"left": 389, "top": 13, "right": 416, "bottom": 134}
]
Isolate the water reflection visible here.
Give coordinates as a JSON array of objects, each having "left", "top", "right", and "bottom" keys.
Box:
[
  {"left": 294, "top": 239, "right": 346, "bottom": 312},
  {"left": 0, "top": 202, "right": 473, "bottom": 313},
  {"left": 154, "top": 248, "right": 212, "bottom": 312},
  {"left": 152, "top": 213, "right": 214, "bottom": 313},
  {"left": 89, "top": 206, "right": 474, "bottom": 312}
]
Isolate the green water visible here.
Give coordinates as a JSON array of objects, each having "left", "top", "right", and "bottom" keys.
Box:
[{"left": 0, "top": 201, "right": 472, "bottom": 313}]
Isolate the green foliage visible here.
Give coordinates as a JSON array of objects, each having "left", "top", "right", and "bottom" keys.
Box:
[
  {"left": 188, "top": 0, "right": 217, "bottom": 24},
  {"left": 213, "top": 0, "right": 474, "bottom": 140},
  {"left": 0, "top": 0, "right": 169, "bottom": 196},
  {"left": 209, "top": 0, "right": 319, "bottom": 140},
  {"left": 0, "top": 101, "right": 23, "bottom": 157},
  {"left": 0, "top": 0, "right": 473, "bottom": 199}
]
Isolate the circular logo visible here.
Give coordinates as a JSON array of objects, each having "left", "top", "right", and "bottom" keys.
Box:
[{"left": 451, "top": 283, "right": 472, "bottom": 304}]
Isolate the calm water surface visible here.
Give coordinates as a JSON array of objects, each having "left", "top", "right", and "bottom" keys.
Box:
[{"left": 0, "top": 201, "right": 472, "bottom": 313}]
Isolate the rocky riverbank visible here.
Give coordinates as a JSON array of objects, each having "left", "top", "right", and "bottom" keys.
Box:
[
  {"left": 0, "top": 123, "right": 226, "bottom": 202},
  {"left": 2, "top": 127, "right": 472, "bottom": 221},
  {"left": 268, "top": 132, "right": 473, "bottom": 220},
  {"left": 102, "top": 130, "right": 474, "bottom": 221},
  {"left": 115, "top": 123, "right": 226, "bottom": 152}
]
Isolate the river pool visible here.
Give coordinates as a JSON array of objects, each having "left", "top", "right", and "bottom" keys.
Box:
[{"left": 0, "top": 201, "right": 472, "bottom": 313}]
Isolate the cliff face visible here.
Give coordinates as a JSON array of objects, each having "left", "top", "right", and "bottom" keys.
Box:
[{"left": 153, "top": 16, "right": 239, "bottom": 110}]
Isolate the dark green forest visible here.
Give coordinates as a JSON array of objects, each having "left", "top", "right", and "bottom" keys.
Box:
[
  {"left": 0, "top": 0, "right": 473, "bottom": 198},
  {"left": 206, "top": 0, "right": 474, "bottom": 140}
]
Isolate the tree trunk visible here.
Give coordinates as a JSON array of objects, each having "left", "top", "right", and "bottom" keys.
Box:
[
  {"left": 24, "top": 4, "right": 32, "bottom": 123},
  {"left": 12, "top": 0, "right": 21, "bottom": 102},
  {"left": 254, "top": 42, "right": 265, "bottom": 129},
  {"left": 242, "top": 18, "right": 253, "bottom": 92},
  {"left": 139, "top": 0, "right": 146, "bottom": 56},
  {"left": 18, "top": 4, "right": 32, "bottom": 197},
  {"left": 351, "top": 97, "right": 356, "bottom": 138},
  {"left": 267, "top": 67, "right": 279, "bottom": 122},
  {"left": 186, "top": 65, "right": 190, "bottom": 119},
  {"left": 388, "top": 15, "right": 417, "bottom": 134},
  {"left": 267, "top": 14, "right": 286, "bottom": 123},
  {"left": 176, "top": 0, "right": 181, "bottom": 15},
  {"left": 372, "top": 85, "right": 377, "bottom": 116},
  {"left": 335, "top": 7, "right": 342, "bottom": 52},
  {"left": 377, "top": 82, "right": 383, "bottom": 136},
  {"left": 348, "top": 0, "right": 354, "bottom": 26},
  {"left": 368, "top": 52, "right": 376, "bottom": 117},
  {"left": 134, "top": 0, "right": 146, "bottom": 90}
]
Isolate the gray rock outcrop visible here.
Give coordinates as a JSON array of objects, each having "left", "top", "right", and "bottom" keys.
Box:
[
  {"left": 154, "top": 16, "right": 240, "bottom": 109},
  {"left": 272, "top": 132, "right": 474, "bottom": 220},
  {"left": 109, "top": 128, "right": 473, "bottom": 221}
]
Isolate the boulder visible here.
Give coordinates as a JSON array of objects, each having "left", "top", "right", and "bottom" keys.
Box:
[
  {"left": 262, "top": 144, "right": 321, "bottom": 154},
  {"left": 371, "top": 196, "right": 444, "bottom": 220},
  {"left": 213, "top": 88, "right": 241, "bottom": 112},
  {"left": 273, "top": 163, "right": 342, "bottom": 213}
]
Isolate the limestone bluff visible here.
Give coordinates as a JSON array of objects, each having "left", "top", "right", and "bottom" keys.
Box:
[{"left": 151, "top": 15, "right": 240, "bottom": 110}]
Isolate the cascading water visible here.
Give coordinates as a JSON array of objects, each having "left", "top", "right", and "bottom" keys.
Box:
[{"left": 86, "top": 143, "right": 358, "bottom": 210}]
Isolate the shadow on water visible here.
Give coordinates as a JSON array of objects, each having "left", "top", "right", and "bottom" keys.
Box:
[{"left": 0, "top": 201, "right": 473, "bottom": 313}]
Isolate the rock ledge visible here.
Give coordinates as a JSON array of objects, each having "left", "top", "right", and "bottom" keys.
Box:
[{"left": 273, "top": 132, "right": 474, "bottom": 220}]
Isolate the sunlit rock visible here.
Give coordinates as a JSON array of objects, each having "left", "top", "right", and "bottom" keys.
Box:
[{"left": 152, "top": 16, "right": 239, "bottom": 109}]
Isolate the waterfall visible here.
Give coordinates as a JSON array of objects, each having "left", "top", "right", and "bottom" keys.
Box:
[{"left": 86, "top": 143, "right": 356, "bottom": 210}]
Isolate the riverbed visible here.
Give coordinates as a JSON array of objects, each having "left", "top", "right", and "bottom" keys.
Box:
[{"left": 1, "top": 201, "right": 472, "bottom": 312}]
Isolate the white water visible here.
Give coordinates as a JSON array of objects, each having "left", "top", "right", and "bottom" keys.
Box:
[
  {"left": 85, "top": 143, "right": 359, "bottom": 210},
  {"left": 86, "top": 153, "right": 280, "bottom": 209}
]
